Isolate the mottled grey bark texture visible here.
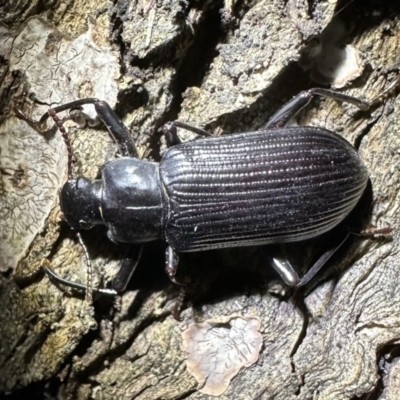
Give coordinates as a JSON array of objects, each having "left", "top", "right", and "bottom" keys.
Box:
[{"left": 1, "top": 1, "right": 400, "bottom": 399}]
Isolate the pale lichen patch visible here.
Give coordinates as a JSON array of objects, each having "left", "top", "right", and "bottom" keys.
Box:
[
  {"left": 0, "top": 16, "right": 121, "bottom": 272},
  {"left": 0, "top": 117, "right": 66, "bottom": 271},
  {"left": 9, "top": 17, "right": 120, "bottom": 120},
  {"left": 182, "top": 316, "right": 262, "bottom": 396}
]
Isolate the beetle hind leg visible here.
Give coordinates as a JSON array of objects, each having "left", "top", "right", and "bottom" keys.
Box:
[
  {"left": 269, "top": 228, "right": 351, "bottom": 287},
  {"left": 263, "top": 88, "right": 369, "bottom": 130}
]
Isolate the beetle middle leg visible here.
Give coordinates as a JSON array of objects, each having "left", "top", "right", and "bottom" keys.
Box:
[
  {"left": 161, "top": 120, "right": 213, "bottom": 146},
  {"left": 165, "top": 246, "right": 190, "bottom": 320}
]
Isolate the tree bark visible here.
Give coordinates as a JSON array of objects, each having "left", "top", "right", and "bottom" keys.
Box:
[{"left": 1, "top": 1, "right": 400, "bottom": 399}]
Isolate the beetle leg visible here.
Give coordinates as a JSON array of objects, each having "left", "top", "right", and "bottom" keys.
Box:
[
  {"left": 93, "top": 100, "right": 138, "bottom": 157},
  {"left": 269, "top": 228, "right": 350, "bottom": 287},
  {"left": 41, "top": 244, "right": 142, "bottom": 296},
  {"left": 161, "top": 122, "right": 182, "bottom": 146},
  {"left": 165, "top": 246, "right": 189, "bottom": 320},
  {"left": 39, "top": 98, "right": 137, "bottom": 157},
  {"left": 356, "top": 225, "right": 392, "bottom": 238},
  {"left": 165, "top": 246, "right": 191, "bottom": 284},
  {"left": 13, "top": 258, "right": 46, "bottom": 287},
  {"left": 295, "top": 229, "right": 350, "bottom": 287},
  {"left": 268, "top": 257, "right": 300, "bottom": 286},
  {"left": 111, "top": 245, "right": 143, "bottom": 292},
  {"left": 172, "top": 286, "right": 186, "bottom": 321},
  {"left": 161, "top": 89, "right": 368, "bottom": 142},
  {"left": 263, "top": 88, "right": 369, "bottom": 130},
  {"left": 161, "top": 121, "right": 213, "bottom": 147},
  {"left": 165, "top": 246, "right": 181, "bottom": 284},
  {"left": 41, "top": 259, "right": 118, "bottom": 296}
]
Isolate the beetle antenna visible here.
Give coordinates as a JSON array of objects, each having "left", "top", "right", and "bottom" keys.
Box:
[
  {"left": 48, "top": 108, "right": 74, "bottom": 180},
  {"left": 76, "top": 231, "right": 93, "bottom": 303},
  {"left": 48, "top": 108, "right": 94, "bottom": 302}
]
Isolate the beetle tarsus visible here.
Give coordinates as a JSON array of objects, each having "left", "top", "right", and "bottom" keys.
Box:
[
  {"left": 38, "top": 98, "right": 100, "bottom": 126},
  {"left": 13, "top": 258, "right": 47, "bottom": 287},
  {"left": 356, "top": 225, "right": 392, "bottom": 238}
]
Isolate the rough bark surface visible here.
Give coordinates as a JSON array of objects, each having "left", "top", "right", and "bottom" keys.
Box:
[{"left": 1, "top": 1, "right": 400, "bottom": 399}]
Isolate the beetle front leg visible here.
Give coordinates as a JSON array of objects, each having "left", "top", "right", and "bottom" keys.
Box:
[
  {"left": 40, "top": 98, "right": 138, "bottom": 157},
  {"left": 42, "top": 259, "right": 118, "bottom": 296},
  {"left": 263, "top": 88, "right": 369, "bottom": 130},
  {"left": 41, "top": 244, "right": 143, "bottom": 296},
  {"left": 112, "top": 245, "right": 143, "bottom": 292},
  {"left": 93, "top": 101, "right": 138, "bottom": 157}
]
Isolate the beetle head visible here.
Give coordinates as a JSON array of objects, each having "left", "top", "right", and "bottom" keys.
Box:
[{"left": 60, "top": 177, "right": 103, "bottom": 230}]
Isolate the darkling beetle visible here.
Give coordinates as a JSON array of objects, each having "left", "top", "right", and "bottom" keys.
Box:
[{"left": 34, "top": 88, "right": 371, "bottom": 309}]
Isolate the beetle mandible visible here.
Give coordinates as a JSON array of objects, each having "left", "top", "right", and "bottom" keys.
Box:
[{"left": 35, "top": 88, "right": 370, "bottom": 300}]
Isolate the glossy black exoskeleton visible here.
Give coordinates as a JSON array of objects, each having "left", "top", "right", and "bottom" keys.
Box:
[{"left": 35, "top": 88, "right": 370, "bottom": 301}]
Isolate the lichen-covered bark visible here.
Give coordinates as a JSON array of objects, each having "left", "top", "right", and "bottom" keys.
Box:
[{"left": 1, "top": 0, "right": 400, "bottom": 399}]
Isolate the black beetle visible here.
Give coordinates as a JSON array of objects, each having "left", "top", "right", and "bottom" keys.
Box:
[{"left": 34, "top": 88, "right": 370, "bottom": 300}]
